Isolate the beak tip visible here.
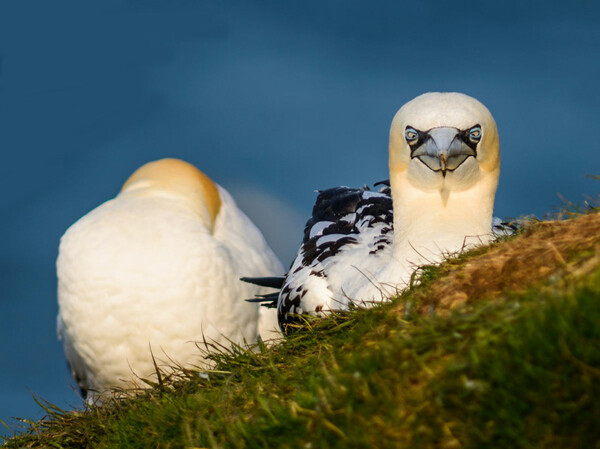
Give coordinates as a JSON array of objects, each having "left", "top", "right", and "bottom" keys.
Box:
[{"left": 440, "top": 154, "right": 447, "bottom": 173}]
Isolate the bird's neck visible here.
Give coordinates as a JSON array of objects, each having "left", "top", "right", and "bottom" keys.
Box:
[{"left": 390, "top": 173, "right": 497, "bottom": 269}]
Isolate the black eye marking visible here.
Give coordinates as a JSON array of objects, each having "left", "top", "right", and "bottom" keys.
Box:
[
  {"left": 404, "top": 126, "right": 427, "bottom": 152},
  {"left": 468, "top": 125, "right": 482, "bottom": 143},
  {"left": 457, "top": 124, "right": 481, "bottom": 152},
  {"left": 405, "top": 127, "right": 419, "bottom": 143}
]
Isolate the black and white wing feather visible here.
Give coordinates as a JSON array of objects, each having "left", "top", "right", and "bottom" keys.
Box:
[
  {"left": 276, "top": 184, "right": 393, "bottom": 327},
  {"left": 491, "top": 216, "right": 519, "bottom": 237}
]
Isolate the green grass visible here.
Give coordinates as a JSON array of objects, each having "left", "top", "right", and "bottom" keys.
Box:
[{"left": 3, "top": 219, "right": 600, "bottom": 448}]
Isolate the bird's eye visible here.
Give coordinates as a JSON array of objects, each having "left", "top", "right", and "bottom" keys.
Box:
[
  {"left": 468, "top": 125, "right": 482, "bottom": 142},
  {"left": 405, "top": 127, "right": 419, "bottom": 143}
]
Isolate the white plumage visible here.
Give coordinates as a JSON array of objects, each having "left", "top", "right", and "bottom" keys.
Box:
[
  {"left": 247, "top": 92, "right": 507, "bottom": 330},
  {"left": 57, "top": 158, "right": 283, "bottom": 400}
]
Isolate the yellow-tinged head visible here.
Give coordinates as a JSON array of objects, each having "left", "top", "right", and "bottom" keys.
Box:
[
  {"left": 387, "top": 93, "right": 502, "bottom": 258},
  {"left": 389, "top": 92, "right": 500, "bottom": 193},
  {"left": 121, "top": 158, "right": 222, "bottom": 231}
]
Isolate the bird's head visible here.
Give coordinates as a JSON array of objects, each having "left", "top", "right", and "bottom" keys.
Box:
[
  {"left": 389, "top": 92, "right": 500, "bottom": 194},
  {"left": 120, "top": 158, "right": 222, "bottom": 231}
]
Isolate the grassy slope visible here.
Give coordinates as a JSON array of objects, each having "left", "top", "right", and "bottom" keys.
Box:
[{"left": 3, "top": 212, "right": 600, "bottom": 448}]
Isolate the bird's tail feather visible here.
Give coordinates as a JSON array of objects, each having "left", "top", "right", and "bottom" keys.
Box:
[{"left": 241, "top": 276, "right": 284, "bottom": 309}]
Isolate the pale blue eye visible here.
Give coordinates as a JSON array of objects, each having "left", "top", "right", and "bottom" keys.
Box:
[
  {"left": 405, "top": 127, "right": 419, "bottom": 143},
  {"left": 469, "top": 126, "right": 482, "bottom": 142}
]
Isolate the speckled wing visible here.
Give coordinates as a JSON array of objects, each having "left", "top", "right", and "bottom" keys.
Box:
[
  {"left": 277, "top": 183, "right": 393, "bottom": 328},
  {"left": 491, "top": 216, "right": 519, "bottom": 237}
]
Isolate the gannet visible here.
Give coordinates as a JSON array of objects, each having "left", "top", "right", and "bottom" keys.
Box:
[
  {"left": 57, "top": 158, "right": 283, "bottom": 400},
  {"left": 245, "top": 92, "right": 511, "bottom": 331}
]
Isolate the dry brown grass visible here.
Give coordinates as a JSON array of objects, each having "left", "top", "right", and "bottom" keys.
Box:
[{"left": 407, "top": 212, "right": 600, "bottom": 315}]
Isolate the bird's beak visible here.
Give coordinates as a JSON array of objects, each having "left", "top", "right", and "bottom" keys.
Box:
[{"left": 411, "top": 127, "right": 476, "bottom": 176}]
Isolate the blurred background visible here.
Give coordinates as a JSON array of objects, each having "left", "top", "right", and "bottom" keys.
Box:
[{"left": 1, "top": 0, "right": 599, "bottom": 430}]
